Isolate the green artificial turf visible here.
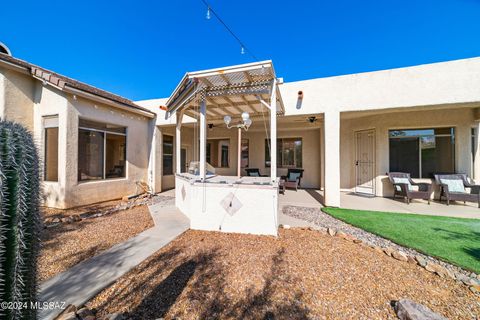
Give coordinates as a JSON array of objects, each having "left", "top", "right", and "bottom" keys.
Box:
[{"left": 322, "top": 207, "right": 480, "bottom": 273}]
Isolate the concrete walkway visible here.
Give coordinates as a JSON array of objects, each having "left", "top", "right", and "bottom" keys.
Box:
[{"left": 39, "top": 202, "right": 189, "bottom": 320}]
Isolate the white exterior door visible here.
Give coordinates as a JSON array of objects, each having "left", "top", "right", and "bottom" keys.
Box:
[{"left": 355, "top": 129, "right": 376, "bottom": 196}]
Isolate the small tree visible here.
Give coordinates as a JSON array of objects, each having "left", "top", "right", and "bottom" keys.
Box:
[{"left": 0, "top": 120, "right": 41, "bottom": 319}]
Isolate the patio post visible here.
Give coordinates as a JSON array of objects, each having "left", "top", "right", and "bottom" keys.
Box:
[
  {"left": 175, "top": 110, "right": 184, "bottom": 174},
  {"left": 270, "top": 80, "right": 277, "bottom": 181},
  {"left": 199, "top": 97, "right": 207, "bottom": 180},
  {"left": 237, "top": 127, "right": 241, "bottom": 178},
  {"left": 324, "top": 110, "right": 341, "bottom": 207},
  {"left": 475, "top": 121, "right": 480, "bottom": 182}
]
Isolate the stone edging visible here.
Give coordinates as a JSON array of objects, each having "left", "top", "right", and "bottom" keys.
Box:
[{"left": 280, "top": 205, "right": 480, "bottom": 295}]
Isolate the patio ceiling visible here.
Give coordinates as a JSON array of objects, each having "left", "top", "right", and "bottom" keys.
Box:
[{"left": 165, "top": 61, "right": 284, "bottom": 120}]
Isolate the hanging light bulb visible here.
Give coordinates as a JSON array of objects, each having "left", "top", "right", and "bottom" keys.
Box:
[
  {"left": 206, "top": 7, "right": 211, "bottom": 19},
  {"left": 240, "top": 46, "right": 245, "bottom": 55}
]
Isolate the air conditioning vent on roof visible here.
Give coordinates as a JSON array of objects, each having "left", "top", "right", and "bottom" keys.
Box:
[{"left": 0, "top": 42, "right": 12, "bottom": 56}]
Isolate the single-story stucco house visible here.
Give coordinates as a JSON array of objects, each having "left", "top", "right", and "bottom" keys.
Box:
[{"left": 1, "top": 43, "right": 480, "bottom": 234}]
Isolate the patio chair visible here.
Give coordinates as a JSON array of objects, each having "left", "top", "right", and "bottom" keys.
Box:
[
  {"left": 434, "top": 174, "right": 480, "bottom": 207},
  {"left": 245, "top": 168, "right": 267, "bottom": 177},
  {"left": 281, "top": 168, "right": 304, "bottom": 191},
  {"left": 387, "top": 172, "right": 433, "bottom": 204}
]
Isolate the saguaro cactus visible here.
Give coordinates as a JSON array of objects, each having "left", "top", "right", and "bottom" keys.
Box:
[{"left": 0, "top": 120, "right": 41, "bottom": 319}]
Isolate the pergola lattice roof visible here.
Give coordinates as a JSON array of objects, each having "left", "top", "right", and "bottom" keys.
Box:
[{"left": 165, "top": 61, "right": 284, "bottom": 120}]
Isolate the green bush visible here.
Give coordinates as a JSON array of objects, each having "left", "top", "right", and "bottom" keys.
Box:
[{"left": 0, "top": 120, "right": 41, "bottom": 319}]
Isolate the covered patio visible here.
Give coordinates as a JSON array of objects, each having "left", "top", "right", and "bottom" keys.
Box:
[{"left": 165, "top": 61, "right": 286, "bottom": 235}]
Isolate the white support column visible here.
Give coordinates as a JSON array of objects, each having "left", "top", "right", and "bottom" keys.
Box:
[
  {"left": 199, "top": 98, "right": 207, "bottom": 180},
  {"left": 474, "top": 121, "right": 480, "bottom": 183},
  {"left": 175, "top": 110, "right": 184, "bottom": 174},
  {"left": 324, "top": 110, "right": 341, "bottom": 207},
  {"left": 270, "top": 81, "right": 277, "bottom": 181},
  {"left": 237, "top": 127, "right": 242, "bottom": 178}
]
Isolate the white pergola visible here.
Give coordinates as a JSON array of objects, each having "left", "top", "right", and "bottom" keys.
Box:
[{"left": 165, "top": 60, "right": 284, "bottom": 181}]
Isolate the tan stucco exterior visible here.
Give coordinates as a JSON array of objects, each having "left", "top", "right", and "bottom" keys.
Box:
[
  {"left": 340, "top": 106, "right": 476, "bottom": 199},
  {"left": 0, "top": 66, "right": 35, "bottom": 130},
  {"left": 2, "top": 55, "right": 480, "bottom": 208}
]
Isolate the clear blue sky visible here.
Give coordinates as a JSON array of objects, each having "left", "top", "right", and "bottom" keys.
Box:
[{"left": 1, "top": 0, "right": 480, "bottom": 101}]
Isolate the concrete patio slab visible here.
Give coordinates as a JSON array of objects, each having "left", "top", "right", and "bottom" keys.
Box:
[
  {"left": 279, "top": 189, "right": 324, "bottom": 209},
  {"left": 341, "top": 192, "right": 480, "bottom": 219},
  {"left": 38, "top": 203, "right": 189, "bottom": 320}
]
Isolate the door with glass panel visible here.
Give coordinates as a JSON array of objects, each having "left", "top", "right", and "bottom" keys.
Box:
[{"left": 355, "top": 129, "right": 376, "bottom": 195}]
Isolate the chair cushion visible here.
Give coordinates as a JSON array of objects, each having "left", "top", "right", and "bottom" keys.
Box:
[
  {"left": 440, "top": 178, "right": 466, "bottom": 193},
  {"left": 392, "top": 177, "right": 413, "bottom": 191},
  {"left": 249, "top": 171, "right": 260, "bottom": 177},
  {"left": 288, "top": 172, "right": 301, "bottom": 182}
]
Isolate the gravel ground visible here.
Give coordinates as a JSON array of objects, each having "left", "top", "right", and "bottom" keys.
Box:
[
  {"left": 38, "top": 204, "right": 154, "bottom": 282},
  {"left": 87, "top": 229, "right": 480, "bottom": 319},
  {"left": 282, "top": 205, "right": 479, "bottom": 281}
]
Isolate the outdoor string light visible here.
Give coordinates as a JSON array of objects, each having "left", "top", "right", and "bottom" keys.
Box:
[{"left": 201, "top": 0, "right": 258, "bottom": 60}]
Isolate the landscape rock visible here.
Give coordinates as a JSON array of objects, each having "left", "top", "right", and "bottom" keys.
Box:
[
  {"left": 392, "top": 251, "right": 408, "bottom": 262},
  {"left": 105, "top": 313, "right": 125, "bottom": 320},
  {"left": 327, "top": 227, "right": 336, "bottom": 236},
  {"left": 57, "top": 312, "right": 78, "bottom": 320},
  {"left": 383, "top": 247, "right": 394, "bottom": 257},
  {"left": 53, "top": 217, "right": 61, "bottom": 223},
  {"left": 407, "top": 256, "right": 417, "bottom": 264},
  {"left": 394, "top": 299, "right": 447, "bottom": 320},
  {"left": 470, "top": 285, "right": 480, "bottom": 294},
  {"left": 283, "top": 224, "right": 291, "bottom": 229},
  {"left": 415, "top": 255, "right": 427, "bottom": 267},
  {"left": 55, "top": 304, "right": 77, "bottom": 320},
  {"left": 425, "top": 262, "right": 437, "bottom": 273},
  {"left": 77, "top": 307, "right": 94, "bottom": 319}
]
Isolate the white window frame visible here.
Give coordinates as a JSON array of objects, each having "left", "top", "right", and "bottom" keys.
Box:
[{"left": 78, "top": 122, "right": 127, "bottom": 182}]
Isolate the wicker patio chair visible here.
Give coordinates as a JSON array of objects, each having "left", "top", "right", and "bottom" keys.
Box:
[
  {"left": 245, "top": 168, "right": 267, "bottom": 177},
  {"left": 434, "top": 174, "right": 480, "bottom": 207},
  {"left": 387, "top": 172, "right": 433, "bottom": 204},
  {"left": 281, "top": 168, "right": 304, "bottom": 191}
]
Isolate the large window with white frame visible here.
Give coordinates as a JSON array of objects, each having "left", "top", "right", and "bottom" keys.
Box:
[
  {"left": 265, "top": 138, "right": 303, "bottom": 168},
  {"left": 78, "top": 119, "right": 127, "bottom": 182},
  {"left": 389, "top": 128, "right": 455, "bottom": 179},
  {"left": 44, "top": 116, "right": 59, "bottom": 182}
]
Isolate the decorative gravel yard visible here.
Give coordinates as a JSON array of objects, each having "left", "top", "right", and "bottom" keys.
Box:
[
  {"left": 323, "top": 208, "right": 480, "bottom": 274},
  {"left": 39, "top": 201, "right": 154, "bottom": 282},
  {"left": 87, "top": 228, "right": 480, "bottom": 319}
]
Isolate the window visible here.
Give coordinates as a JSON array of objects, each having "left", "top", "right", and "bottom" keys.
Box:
[
  {"left": 265, "top": 138, "right": 303, "bottom": 168},
  {"left": 44, "top": 116, "right": 59, "bottom": 181},
  {"left": 206, "top": 139, "right": 230, "bottom": 168},
  {"left": 241, "top": 139, "right": 249, "bottom": 168},
  {"left": 163, "top": 135, "right": 173, "bottom": 175},
  {"left": 389, "top": 128, "right": 455, "bottom": 178},
  {"left": 78, "top": 119, "right": 126, "bottom": 181}
]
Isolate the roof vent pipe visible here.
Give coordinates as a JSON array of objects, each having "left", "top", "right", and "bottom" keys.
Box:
[{"left": 0, "top": 42, "right": 12, "bottom": 56}]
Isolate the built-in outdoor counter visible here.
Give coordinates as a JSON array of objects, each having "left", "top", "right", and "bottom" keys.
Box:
[{"left": 175, "top": 174, "right": 279, "bottom": 236}]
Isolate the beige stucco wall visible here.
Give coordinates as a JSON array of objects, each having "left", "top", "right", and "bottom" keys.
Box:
[
  {"left": 62, "top": 95, "right": 152, "bottom": 208},
  {"left": 340, "top": 106, "right": 475, "bottom": 198},
  {"left": 0, "top": 66, "right": 35, "bottom": 130},
  {"left": 280, "top": 57, "right": 480, "bottom": 116},
  {"left": 32, "top": 84, "right": 153, "bottom": 208}
]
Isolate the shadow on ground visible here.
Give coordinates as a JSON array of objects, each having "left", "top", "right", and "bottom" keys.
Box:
[{"left": 97, "top": 246, "right": 310, "bottom": 320}]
